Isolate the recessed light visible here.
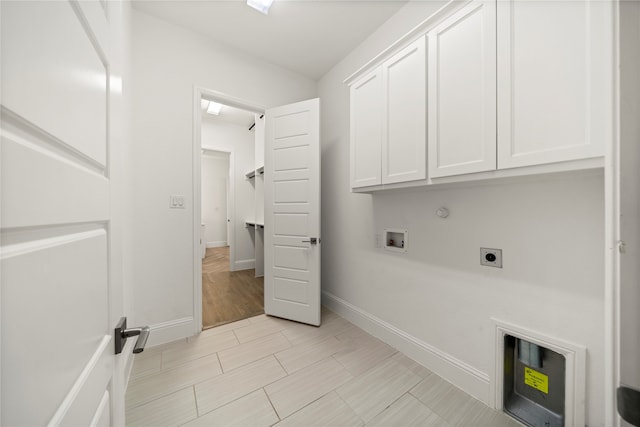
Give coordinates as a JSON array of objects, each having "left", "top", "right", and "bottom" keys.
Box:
[
  {"left": 247, "top": 0, "right": 274, "bottom": 15},
  {"left": 207, "top": 102, "right": 223, "bottom": 115}
]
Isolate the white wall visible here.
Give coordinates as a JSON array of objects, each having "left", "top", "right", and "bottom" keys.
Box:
[
  {"left": 201, "top": 117, "right": 255, "bottom": 267},
  {"left": 130, "top": 9, "right": 316, "bottom": 344},
  {"left": 317, "top": 1, "right": 605, "bottom": 424},
  {"left": 201, "top": 150, "right": 229, "bottom": 248}
]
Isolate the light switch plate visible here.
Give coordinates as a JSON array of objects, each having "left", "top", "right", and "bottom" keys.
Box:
[
  {"left": 170, "top": 195, "right": 185, "bottom": 209},
  {"left": 481, "top": 248, "right": 502, "bottom": 268}
]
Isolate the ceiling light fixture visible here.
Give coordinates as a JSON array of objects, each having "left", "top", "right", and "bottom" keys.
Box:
[
  {"left": 247, "top": 0, "right": 274, "bottom": 15},
  {"left": 207, "top": 101, "right": 223, "bottom": 115}
]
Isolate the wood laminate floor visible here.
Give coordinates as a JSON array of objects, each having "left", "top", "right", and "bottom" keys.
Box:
[
  {"left": 126, "top": 308, "right": 523, "bottom": 427},
  {"left": 202, "top": 247, "right": 264, "bottom": 330}
]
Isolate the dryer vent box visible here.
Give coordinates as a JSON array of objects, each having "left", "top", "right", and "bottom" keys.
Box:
[{"left": 503, "top": 335, "right": 566, "bottom": 427}]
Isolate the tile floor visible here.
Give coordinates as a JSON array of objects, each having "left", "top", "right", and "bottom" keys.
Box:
[{"left": 126, "top": 307, "right": 522, "bottom": 427}]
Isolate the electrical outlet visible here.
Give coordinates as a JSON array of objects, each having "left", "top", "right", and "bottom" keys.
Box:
[{"left": 481, "top": 248, "right": 502, "bottom": 268}]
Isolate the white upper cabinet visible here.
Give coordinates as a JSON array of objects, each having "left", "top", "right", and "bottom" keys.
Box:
[
  {"left": 350, "top": 36, "right": 426, "bottom": 189},
  {"left": 381, "top": 36, "right": 427, "bottom": 185},
  {"left": 348, "top": 0, "right": 611, "bottom": 190},
  {"left": 427, "top": 0, "right": 496, "bottom": 178},
  {"left": 350, "top": 69, "right": 383, "bottom": 188},
  {"left": 497, "top": 0, "right": 611, "bottom": 169}
]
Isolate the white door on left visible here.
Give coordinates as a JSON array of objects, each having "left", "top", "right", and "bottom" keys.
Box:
[{"left": 1, "top": 1, "right": 128, "bottom": 425}]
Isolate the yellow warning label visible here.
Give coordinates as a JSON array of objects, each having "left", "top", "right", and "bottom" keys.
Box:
[{"left": 524, "top": 367, "right": 549, "bottom": 394}]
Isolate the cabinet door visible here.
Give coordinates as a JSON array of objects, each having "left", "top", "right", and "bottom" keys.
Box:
[
  {"left": 427, "top": 0, "right": 497, "bottom": 178},
  {"left": 382, "top": 36, "right": 427, "bottom": 185},
  {"left": 497, "top": 0, "right": 612, "bottom": 169},
  {"left": 350, "top": 69, "right": 383, "bottom": 188}
]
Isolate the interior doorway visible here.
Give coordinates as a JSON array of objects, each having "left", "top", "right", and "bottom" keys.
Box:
[
  {"left": 201, "top": 149, "right": 230, "bottom": 268},
  {"left": 197, "top": 90, "right": 266, "bottom": 330}
]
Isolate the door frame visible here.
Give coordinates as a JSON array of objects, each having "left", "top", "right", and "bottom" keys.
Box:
[{"left": 192, "top": 87, "right": 265, "bottom": 333}]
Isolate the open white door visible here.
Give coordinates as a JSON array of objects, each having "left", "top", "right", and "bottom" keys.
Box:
[
  {"left": 1, "top": 1, "right": 132, "bottom": 425},
  {"left": 264, "top": 99, "right": 321, "bottom": 326}
]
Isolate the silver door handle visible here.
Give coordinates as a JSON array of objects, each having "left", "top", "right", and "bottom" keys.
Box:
[
  {"left": 114, "top": 317, "right": 150, "bottom": 355},
  {"left": 302, "top": 237, "right": 318, "bottom": 244}
]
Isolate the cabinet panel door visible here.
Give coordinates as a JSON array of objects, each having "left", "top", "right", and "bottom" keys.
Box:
[
  {"left": 382, "top": 36, "right": 427, "bottom": 185},
  {"left": 350, "top": 69, "right": 383, "bottom": 188},
  {"left": 497, "top": 0, "right": 612, "bottom": 169},
  {"left": 427, "top": 0, "right": 496, "bottom": 178}
]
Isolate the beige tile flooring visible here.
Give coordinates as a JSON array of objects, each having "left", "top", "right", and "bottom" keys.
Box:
[{"left": 126, "top": 307, "right": 522, "bottom": 427}]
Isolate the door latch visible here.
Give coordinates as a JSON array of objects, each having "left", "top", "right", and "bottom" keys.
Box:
[
  {"left": 302, "top": 237, "right": 318, "bottom": 244},
  {"left": 114, "top": 317, "right": 150, "bottom": 355}
]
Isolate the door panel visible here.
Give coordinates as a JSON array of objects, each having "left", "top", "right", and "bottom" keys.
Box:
[
  {"left": 1, "top": 1, "right": 123, "bottom": 425},
  {"left": 497, "top": 0, "right": 610, "bottom": 168},
  {"left": 2, "top": 228, "right": 109, "bottom": 426},
  {"left": 265, "top": 99, "right": 320, "bottom": 326},
  {"left": 274, "top": 246, "right": 309, "bottom": 271},
  {"left": 428, "top": 0, "right": 496, "bottom": 178},
  {"left": 274, "top": 214, "right": 308, "bottom": 237},
  {"left": 382, "top": 36, "right": 427, "bottom": 184},
  {"left": 350, "top": 70, "right": 383, "bottom": 188},
  {"left": 273, "top": 278, "right": 308, "bottom": 305},
  {"left": 274, "top": 180, "right": 310, "bottom": 203},
  {"left": 1, "top": 1, "right": 108, "bottom": 166},
  {"left": 1, "top": 129, "right": 109, "bottom": 228}
]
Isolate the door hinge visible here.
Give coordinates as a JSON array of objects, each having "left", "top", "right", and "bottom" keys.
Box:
[{"left": 618, "top": 240, "right": 626, "bottom": 254}]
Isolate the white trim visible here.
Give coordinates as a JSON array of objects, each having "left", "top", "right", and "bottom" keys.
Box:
[
  {"left": 193, "top": 86, "right": 265, "bottom": 335},
  {"left": 146, "top": 317, "right": 194, "bottom": 347},
  {"left": 235, "top": 259, "right": 256, "bottom": 271},
  {"left": 605, "top": 1, "right": 621, "bottom": 425},
  {"left": 88, "top": 391, "right": 109, "bottom": 427},
  {"left": 344, "top": 0, "right": 471, "bottom": 85},
  {"left": 206, "top": 241, "right": 227, "bottom": 248},
  {"left": 490, "top": 318, "right": 587, "bottom": 427},
  {"left": 352, "top": 157, "right": 604, "bottom": 194},
  {"left": 1, "top": 227, "right": 106, "bottom": 260},
  {"left": 48, "top": 335, "right": 111, "bottom": 426},
  {"left": 322, "top": 291, "right": 490, "bottom": 404}
]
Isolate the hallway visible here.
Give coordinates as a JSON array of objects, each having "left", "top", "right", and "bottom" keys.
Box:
[{"left": 202, "top": 247, "right": 264, "bottom": 329}]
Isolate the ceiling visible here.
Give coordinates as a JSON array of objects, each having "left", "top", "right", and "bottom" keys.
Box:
[
  {"left": 201, "top": 101, "right": 257, "bottom": 128},
  {"left": 131, "top": 0, "right": 409, "bottom": 80}
]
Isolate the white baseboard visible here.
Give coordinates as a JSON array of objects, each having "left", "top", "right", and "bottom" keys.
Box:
[
  {"left": 234, "top": 259, "right": 255, "bottom": 271},
  {"left": 146, "top": 317, "right": 194, "bottom": 347},
  {"left": 322, "top": 291, "right": 490, "bottom": 404},
  {"left": 206, "top": 241, "right": 227, "bottom": 248}
]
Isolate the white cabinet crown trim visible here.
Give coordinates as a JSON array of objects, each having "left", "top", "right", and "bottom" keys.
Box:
[{"left": 344, "top": 0, "right": 469, "bottom": 86}]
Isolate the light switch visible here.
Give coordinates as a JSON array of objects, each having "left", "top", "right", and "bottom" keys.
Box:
[{"left": 170, "top": 195, "right": 186, "bottom": 209}]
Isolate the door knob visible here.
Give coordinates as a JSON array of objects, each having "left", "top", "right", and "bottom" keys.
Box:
[
  {"left": 302, "top": 237, "right": 319, "bottom": 244},
  {"left": 114, "top": 317, "right": 150, "bottom": 355}
]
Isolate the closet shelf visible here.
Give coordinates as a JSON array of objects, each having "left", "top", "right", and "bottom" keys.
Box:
[
  {"left": 245, "top": 170, "right": 256, "bottom": 179},
  {"left": 245, "top": 221, "right": 264, "bottom": 229},
  {"left": 257, "top": 166, "right": 264, "bottom": 175}
]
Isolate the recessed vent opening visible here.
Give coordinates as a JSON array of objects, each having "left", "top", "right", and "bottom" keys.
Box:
[{"left": 503, "top": 335, "right": 566, "bottom": 427}]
